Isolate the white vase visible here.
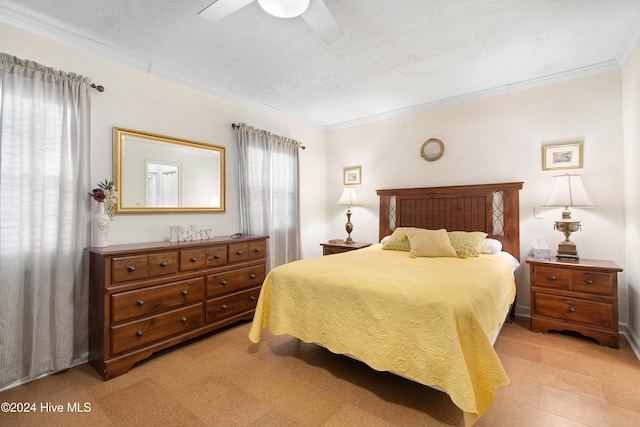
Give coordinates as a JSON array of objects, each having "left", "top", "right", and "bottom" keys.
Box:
[{"left": 93, "top": 202, "right": 110, "bottom": 247}]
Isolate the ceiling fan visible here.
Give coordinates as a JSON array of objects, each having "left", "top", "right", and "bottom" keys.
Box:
[{"left": 198, "top": 0, "right": 343, "bottom": 44}]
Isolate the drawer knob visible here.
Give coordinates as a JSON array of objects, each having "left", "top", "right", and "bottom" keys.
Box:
[
  {"left": 190, "top": 257, "right": 198, "bottom": 263},
  {"left": 221, "top": 304, "right": 228, "bottom": 310},
  {"left": 254, "top": 247, "right": 261, "bottom": 252},
  {"left": 549, "top": 275, "right": 556, "bottom": 280},
  {"left": 181, "top": 289, "right": 188, "bottom": 296},
  {"left": 180, "top": 316, "right": 188, "bottom": 323},
  {"left": 136, "top": 330, "right": 143, "bottom": 337},
  {"left": 236, "top": 250, "right": 243, "bottom": 255},
  {"left": 160, "top": 261, "right": 168, "bottom": 267},
  {"left": 220, "top": 280, "right": 228, "bottom": 286},
  {"left": 568, "top": 306, "right": 576, "bottom": 313},
  {"left": 249, "top": 273, "right": 256, "bottom": 279},
  {"left": 137, "top": 299, "right": 145, "bottom": 306},
  {"left": 249, "top": 295, "right": 256, "bottom": 301},
  {"left": 127, "top": 265, "right": 136, "bottom": 272},
  {"left": 586, "top": 279, "right": 594, "bottom": 285},
  {"left": 214, "top": 254, "right": 221, "bottom": 259}
]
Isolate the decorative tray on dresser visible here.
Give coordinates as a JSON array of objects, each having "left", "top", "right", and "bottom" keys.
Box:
[
  {"left": 87, "top": 234, "right": 268, "bottom": 380},
  {"left": 526, "top": 255, "right": 623, "bottom": 348}
]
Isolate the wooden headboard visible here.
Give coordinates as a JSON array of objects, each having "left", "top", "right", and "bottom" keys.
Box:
[{"left": 376, "top": 182, "right": 524, "bottom": 257}]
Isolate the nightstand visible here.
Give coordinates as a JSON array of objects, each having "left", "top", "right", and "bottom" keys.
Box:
[
  {"left": 526, "top": 256, "right": 622, "bottom": 348},
  {"left": 321, "top": 241, "right": 372, "bottom": 256}
]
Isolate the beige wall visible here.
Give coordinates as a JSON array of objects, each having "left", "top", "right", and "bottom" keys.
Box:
[
  {"left": 0, "top": 21, "right": 329, "bottom": 259},
  {"left": 622, "top": 39, "right": 640, "bottom": 354},
  {"left": 325, "top": 72, "right": 627, "bottom": 325}
]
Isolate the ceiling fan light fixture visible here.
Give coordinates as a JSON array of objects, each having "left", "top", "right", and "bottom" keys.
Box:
[{"left": 257, "top": 0, "right": 310, "bottom": 18}]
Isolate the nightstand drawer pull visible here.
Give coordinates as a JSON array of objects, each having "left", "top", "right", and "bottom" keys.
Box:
[
  {"left": 181, "top": 289, "right": 188, "bottom": 296},
  {"left": 568, "top": 306, "right": 575, "bottom": 313},
  {"left": 249, "top": 273, "right": 256, "bottom": 279},
  {"left": 221, "top": 304, "right": 228, "bottom": 310},
  {"left": 160, "top": 261, "right": 168, "bottom": 267},
  {"left": 137, "top": 299, "right": 145, "bottom": 306},
  {"left": 586, "top": 279, "right": 594, "bottom": 285},
  {"left": 127, "top": 265, "right": 136, "bottom": 272},
  {"left": 220, "top": 280, "right": 228, "bottom": 286},
  {"left": 254, "top": 247, "right": 261, "bottom": 252},
  {"left": 249, "top": 295, "right": 256, "bottom": 301},
  {"left": 549, "top": 275, "right": 556, "bottom": 280},
  {"left": 136, "top": 330, "right": 143, "bottom": 337},
  {"left": 236, "top": 250, "right": 243, "bottom": 255},
  {"left": 214, "top": 254, "right": 221, "bottom": 259},
  {"left": 180, "top": 316, "right": 188, "bottom": 323},
  {"left": 190, "top": 257, "right": 198, "bottom": 263}
]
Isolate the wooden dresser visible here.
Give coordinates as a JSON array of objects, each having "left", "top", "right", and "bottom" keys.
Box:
[
  {"left": 87, "top": 235, "right": 268, "bottom": 380},
  {"left": 526, "top": 256, "right": 622, "bottom": 348}
]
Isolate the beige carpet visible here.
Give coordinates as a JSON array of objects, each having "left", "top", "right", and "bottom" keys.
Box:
[{"left": 1, "top": 317, "right": 639, "bottom": 426}]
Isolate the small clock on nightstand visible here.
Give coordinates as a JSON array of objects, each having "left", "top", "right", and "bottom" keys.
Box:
[{"left": 321, "top": 241, "right": 372, "bottom": 256}]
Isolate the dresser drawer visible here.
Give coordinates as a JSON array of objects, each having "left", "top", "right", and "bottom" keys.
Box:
[
  {"left": 248, "top": 240, "right": 267, "bottom": 259},
  {"left": 206, "top": 287, "right": 260, "bottom": 323},
  {"left": 228, "top": 243, "right": 249, "bottom": 262},
  {"left": 112, "top": 255, "right": 149, "bottom": 283},
  {"left": 571, "top": 271, "right": 614, "bottom": 295},
  {"left": 206, "top": 265, "right": 266, "bottom": 298},
  {"left": 180, "top": 248, "right": 207, "bottom": 271},
  {"left": 148, "top": 251, "right": 179, "bottom": 277},
  {"left": 111, "top": 303, "right": 203, "bottom": 355},
  {"left": 206, "top": 245, "right": 228, "bottom": 267},
  {"left": 111, "top": 277, "right": 204, "bottom": 323},
  {"left": 534, "top": 267, "right": 570, "bottom": 290},
  {"left": 533, "top": 292, "right": 615, "bottom": 330}
]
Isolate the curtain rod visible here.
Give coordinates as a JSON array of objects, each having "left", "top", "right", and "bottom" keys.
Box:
[
  {"left": 90, "top": 83, "right": 105, "bottom": 92},
  {"left": 231, "top": 123, "right": 305, "bottom": 149}
]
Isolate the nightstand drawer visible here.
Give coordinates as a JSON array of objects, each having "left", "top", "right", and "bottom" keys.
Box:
[
  {"left": 571, "top": 271, "right": 614, "bottom": 295},
  {"left": 533, "top": 293, "right": 615, "bottom": 330},
  {"left": 534, "top": 267, "right": 570, "bottom": 289}
]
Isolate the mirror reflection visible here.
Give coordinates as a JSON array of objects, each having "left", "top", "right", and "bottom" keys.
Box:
[{"left": 114, "top": 128, "right": 225, "bottom": 213}]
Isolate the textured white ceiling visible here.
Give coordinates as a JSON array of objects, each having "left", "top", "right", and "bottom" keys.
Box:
[{"left": 1, "top": 0, "right": 639, "bottom": 129}]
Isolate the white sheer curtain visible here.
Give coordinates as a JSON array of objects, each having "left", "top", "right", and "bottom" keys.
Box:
[
  {"left": 0, "top": 54, "right": 92, "bottom": 388},
  {"left": 236, "top": 123, "right": 301, "bottom": 270}
]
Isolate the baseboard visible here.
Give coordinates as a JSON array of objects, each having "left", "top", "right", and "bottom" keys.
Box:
[{"left": 619, "top": 322, "right": 640, "bottom": 362}]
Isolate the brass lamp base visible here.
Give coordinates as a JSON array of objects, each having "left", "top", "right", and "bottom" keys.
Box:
[
  {"left": 344, "top": 209, "right": 354, "bottom": 244},
  {"left": 554, "top": 219, "right": 581, "bottom": 261}
]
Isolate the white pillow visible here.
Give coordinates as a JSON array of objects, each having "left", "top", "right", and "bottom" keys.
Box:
[
  {"left": 380, "top": 235, "right": 392, "bottom": 244},
  {"left": 493, "top": 251, "right": 520, "bottom": 273},
  {"left": 481, "top": 238, "right": 502, "bottom": 254}
]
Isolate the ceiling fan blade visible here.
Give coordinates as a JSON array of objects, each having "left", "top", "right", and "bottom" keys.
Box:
[
  {"left": 198, "top": 0, "right": 256, "bottom": 22},
  {"left": 301, "top": 0, "right": 342, "bottom": 44}
]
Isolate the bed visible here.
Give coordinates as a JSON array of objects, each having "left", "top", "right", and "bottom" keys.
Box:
[{"left": 249, "top": 182, "right": 523, "bottom": 426}]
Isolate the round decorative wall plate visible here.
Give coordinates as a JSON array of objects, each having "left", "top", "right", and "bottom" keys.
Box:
[{"left": 421, "top": 138, "right": 444, "bottom": 161}]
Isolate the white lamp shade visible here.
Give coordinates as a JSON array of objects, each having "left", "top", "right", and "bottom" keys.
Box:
[
  {"left": 337, "top": 188, "right": 360, "bottom": 207},
  {"left": 543, "top": 174, "right": 594, "bottom": 208},
  {"left": 257, "top": 0, "right": 310, "bottom": 18}
]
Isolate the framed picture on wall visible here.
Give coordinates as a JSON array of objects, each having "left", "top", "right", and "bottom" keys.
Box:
[
  {"left": 542, "top": 142, "right": 583, "bottom": 170},
  {"left": 343, "top": 166, "right": 362, "bottom": 185}
]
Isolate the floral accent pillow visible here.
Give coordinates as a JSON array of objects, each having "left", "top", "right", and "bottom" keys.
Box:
[
  {"left": 448, "top": 231, "right": 488, "bottom": 256},
  {"left": 381, "top": 227, "right": 425, "bottom": 251}
]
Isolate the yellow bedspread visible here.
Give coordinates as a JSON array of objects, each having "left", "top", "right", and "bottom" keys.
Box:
[{"left": 249, "top": 245, "right": 516, "bottom": 425}]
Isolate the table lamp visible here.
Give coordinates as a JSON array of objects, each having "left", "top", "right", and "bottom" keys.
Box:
[
  {"left": 337, "top": 188, "right": 360, "bottom": 244},
  {"left": 542, "top": 174, "right": 593, "bottom": 260}
]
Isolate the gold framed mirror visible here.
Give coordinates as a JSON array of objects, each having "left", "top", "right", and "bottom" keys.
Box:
[
  {"left": 420, "top": 138, "right": 444, "bottom": 162},
  {"left": 114, "top": 127, "right": 225, "bottom": 213}
]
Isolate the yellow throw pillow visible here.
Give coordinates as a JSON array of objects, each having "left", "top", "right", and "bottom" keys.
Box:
[
  {"left": 381, "top": 227, "right": 424, "bottom": 251},
  {"left": 448, "top": 231, "right": 488, "bottom": 256},
  {"left": 406, "top": 229, "right": 457, "bottom": 257}
]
